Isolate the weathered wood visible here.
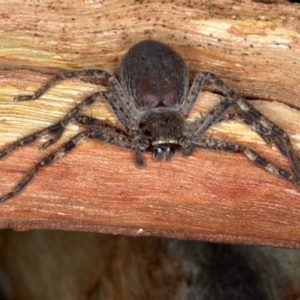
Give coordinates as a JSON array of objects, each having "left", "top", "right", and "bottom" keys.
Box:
[{"left": 0, "top": 0, "right": 300, "bottom": 248}]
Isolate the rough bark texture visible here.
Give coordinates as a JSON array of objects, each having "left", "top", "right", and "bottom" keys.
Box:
[{"left": 0, "top": 0, "right": 300, "bottom": 248}]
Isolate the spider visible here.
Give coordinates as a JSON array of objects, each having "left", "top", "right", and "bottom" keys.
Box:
[{"left": 0, "top": 39, "right": 299, "bottom": 202}]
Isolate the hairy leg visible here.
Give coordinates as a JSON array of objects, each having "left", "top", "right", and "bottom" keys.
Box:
[
  {"left": 0, "top": 117, "right": 135, "bottom": 203},
  {"left": 192, "top": 137, "right": 299, "bottom": 189},
  {"left": 107, "top": 77, "right": 139, "bottom": 131},
  {"left": 0, "top": 91, "right": 108, "bottom": 159},
  {"left": 184, "top": 71, "right": 300, "bottom": 178},
  {"left": 15, "top": 69, "right": 111, "bottom": 101}
]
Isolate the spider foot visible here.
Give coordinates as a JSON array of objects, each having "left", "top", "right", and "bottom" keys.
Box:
[
  {"left": 14, "top": 95, "right": 35, "bottom": 101},
  {"left": 39, "top": 135, "right": 62, "bottom": 151},
  {"left": 0, "top": 192, "right": 14, "bottom": 203},
  {"left": 39, "top": 124, "right": 64, "bottom": 151},
  {"left": 39, "top": 138, "right": 59, "bottom": 151}
]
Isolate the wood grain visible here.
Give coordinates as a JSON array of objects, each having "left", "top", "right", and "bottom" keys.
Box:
[{"left": 0, "top": 0, "right": 300, "bottom": 248}]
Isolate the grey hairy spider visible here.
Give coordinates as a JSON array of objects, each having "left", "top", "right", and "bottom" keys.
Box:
[{"left": 0, "top": 39, "right": 300, "bottom": 202}]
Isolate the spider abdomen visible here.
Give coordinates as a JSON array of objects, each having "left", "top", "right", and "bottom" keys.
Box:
[{"left": 120, "top": 40, "right": 189, "bottom": 111}]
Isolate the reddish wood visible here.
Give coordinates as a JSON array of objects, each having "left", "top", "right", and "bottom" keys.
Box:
[{"left": 0, "top": 0, "right": 300, "bottom": 248}]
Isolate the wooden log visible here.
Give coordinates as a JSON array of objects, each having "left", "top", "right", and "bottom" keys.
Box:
[{"left": 0, "top": 0, "right": 300, "bottom": 248}]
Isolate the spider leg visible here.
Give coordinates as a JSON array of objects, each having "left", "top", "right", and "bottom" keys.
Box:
[
  {"left": 192, "top": 137, "right": 300, "bottom": 190},
  {"left": 15, "top": 70, "right": 140, "bottom": 132},
  {"left": 0, "top": 121, "right": 135, "bottom": 203},
  {"left": 219, "top": 101, "right": 300, "bottom": 178},
  {"left": 76, "top": 115, "right": 144, "bottom": 166},
  {"left": 187, "top": 97, "right": 235, "bottom": 137},
  {"left": 76, "top": 115, "right": 136, "bottom": 150},
  {"left": 107, "top": 77, "right": 139, "bottom": 131},
  {"left": 203, "top": 109, "right": 295, "bottom": 162},
  {"left": 0, "top": 91, "right": 108, "bottom": 159},
  {"left": 183, "top": 71, "right": 300, "bottom": 179},
  {"left": 209, "top": 110, "right": 273, "bottom": 147},
  {"left": 14, "top": 69, "right": 111, "bottom": 101},
  {"left": 180, "top": 72, "right": 235, "bottom": 118},
  {"left": 226, "top": 110, "right": 292, "bottom": 154},
  {"left": 234, "top": 98, "right": 300, "bottom": 178}
]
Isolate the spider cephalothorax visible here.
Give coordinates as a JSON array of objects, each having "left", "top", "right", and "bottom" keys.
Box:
[
  {"left": 0, "top": 40, "right": 299, "bottom": 202},
  {"left": 137, "top": 108, "right": 185, "bottom": 163}
]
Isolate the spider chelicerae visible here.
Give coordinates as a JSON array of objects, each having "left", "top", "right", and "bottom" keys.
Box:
[{"left": 0, "top": 39, "right": 299, "bottom": 202}]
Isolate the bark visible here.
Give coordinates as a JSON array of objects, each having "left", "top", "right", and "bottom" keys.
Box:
[{"left": 0, "top": 0, "right": 300, "bottom": 248}]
